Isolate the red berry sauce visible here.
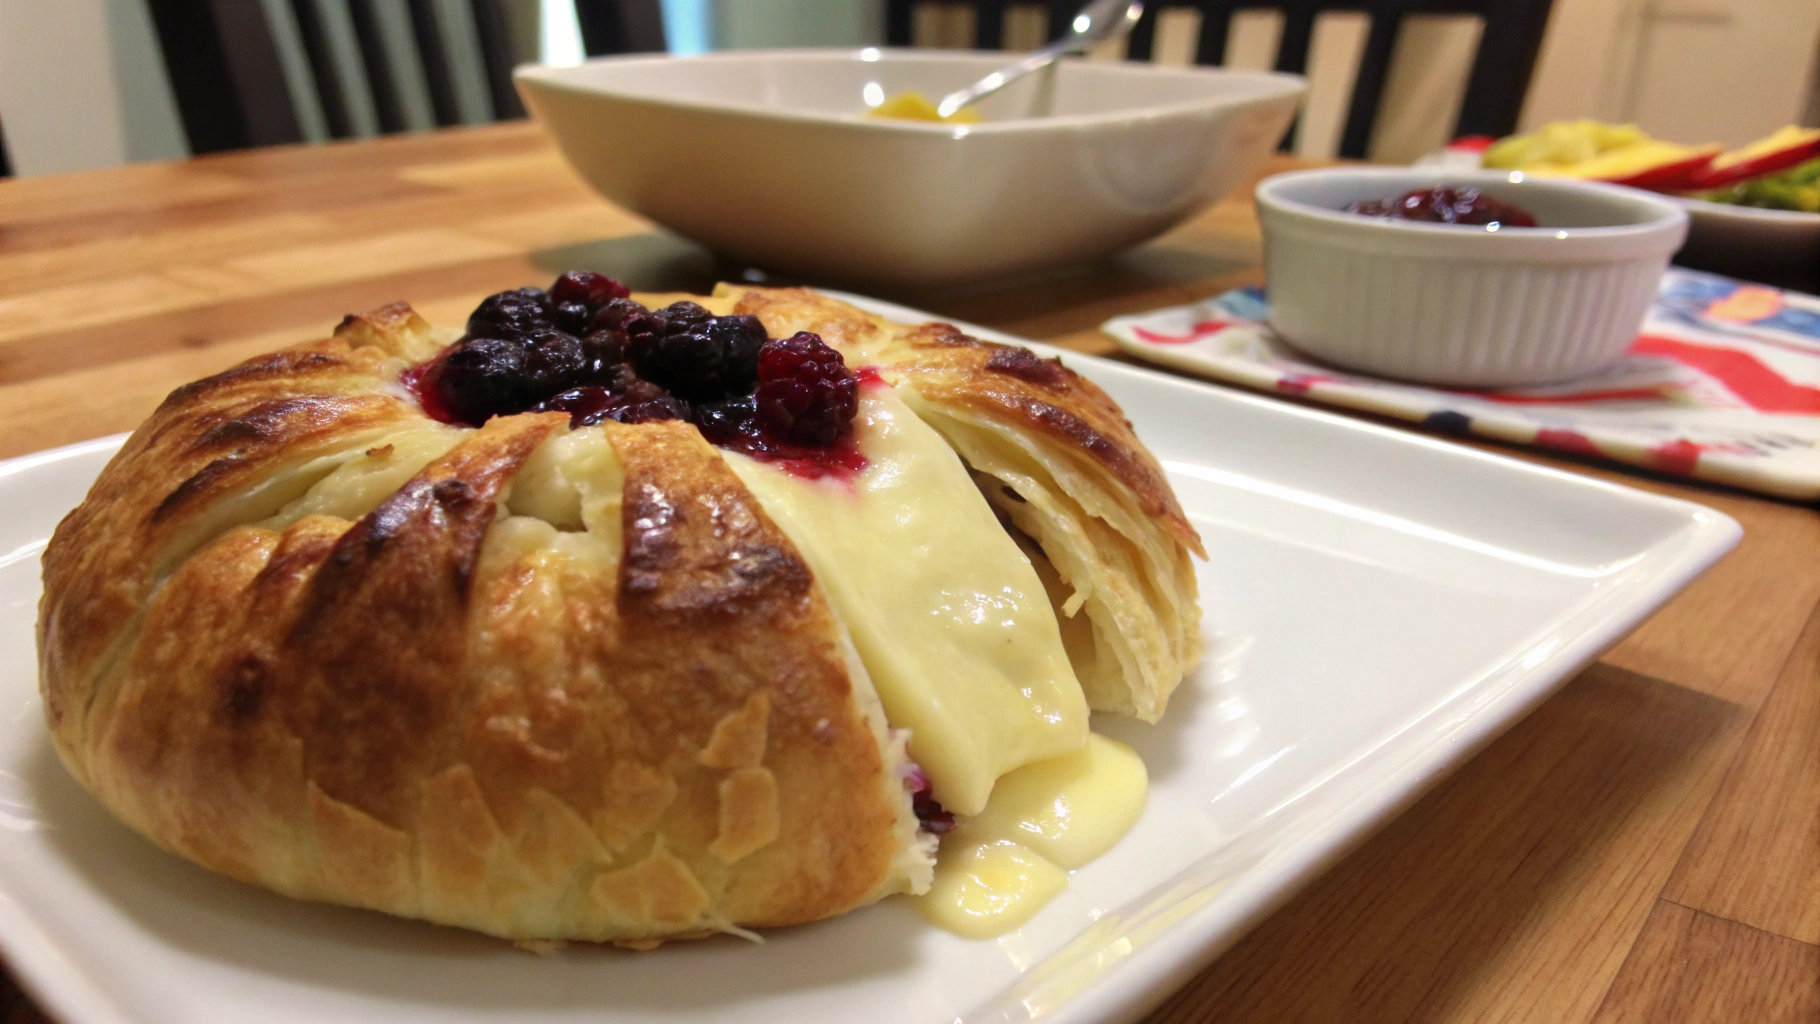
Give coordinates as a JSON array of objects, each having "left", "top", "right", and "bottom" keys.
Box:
[
  {"left": 717, "top": 429, "right": 868, "bottom": 482},
  {"left": 400, "top": 357, "right": 460, "bottom": 425},
  {"left": 1346, "top": 187, "right": 1539, "bottom": 227},
  {"left": 903, "top": 764, "right": 956, "bottom": 834}
]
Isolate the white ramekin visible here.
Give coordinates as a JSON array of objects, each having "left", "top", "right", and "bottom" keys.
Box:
[{"left": 1255, "top": 168, "right": 1689, "bottom": 387}]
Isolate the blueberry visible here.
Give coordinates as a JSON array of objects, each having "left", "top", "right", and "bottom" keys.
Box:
[
  {"left": 689, "top": 394, "right": 759, "bottom": 442},
  {"left": 553, "top": 301, "right": 592, "bottom": 335},
  {"left": 591, "top": 297, "right": 647, "bottom": 333},
  {"left": 467, "top": 287, "right": 552, "bottom": 338},
  {"left": 428, "top": 328, "right": 586, "bottom": 424},
  {"left": 518, "top": 328, "right": 588, "bottom": 397},
  {"left": 549, "top": 271, "right": 631, "bottom": 311},
  {"left": 432, "top": 336, "right": 530, "bottom": 424},
  {"left": 580, "top": 328, "right": 626, "bottom": 377}
]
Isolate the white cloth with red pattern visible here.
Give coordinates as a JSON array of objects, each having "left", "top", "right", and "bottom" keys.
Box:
[{"left": 1102, "top": 269, "right": 1820, "bottom": 500}]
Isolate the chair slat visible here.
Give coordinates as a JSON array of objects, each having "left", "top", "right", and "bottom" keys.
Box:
[
  {"left": 888, "top": 0, "right": 1553, "bottom": 156},
  {"left": 358, "top": 0, "right": 440, "bottom": 131},
  {"left": 574, "top": 0, "right": 668, "bottom": 56},
  {"left": 427, "top": 0, "right": 499, "bottom": 124},
  {"left": 1338, "top": 10, "right": 1401, "bottom": 158},
  {"left": 469, "top": 0, "right": 528, "bottom": 119},
  {"left": 149, "top": 0, "right": 305, "bottom": 153},
  {"left": 288, "top": 0, "right": 356, "bottom": 138},
  {"left": 348, "top": 0, "right": 407, "bottom": 133},
  {"left": 974, "top": 0, "right": 1009, "bottom": 49},
  {"left": 886, "top": 1, "right": 916, "bottom": 46},
  {"left": 407, "top": 0, "right": 463, "bottom": 126},
  {"left": 1196, "top": 3, "right": 1234, "bottom": 65},
  {"left": 1273, "top": 3, "right": 1317, "bottom": 75},
  {"left": 1453, "top": 0, "right": 1552, "bottom": 139},
  {"left": 313, "top": 0, "right": 386, "bottom": 136},
  {"left": 1126, "top": 4, "right": 1161, "bottom": 62}
]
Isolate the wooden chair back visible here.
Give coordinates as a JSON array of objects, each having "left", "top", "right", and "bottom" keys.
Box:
[
  {"left": 146, "top": 0, "right": 665, "bottom": 156},
  {"left": 883, "top": 0, "right": 1554, "bottom": 159}
]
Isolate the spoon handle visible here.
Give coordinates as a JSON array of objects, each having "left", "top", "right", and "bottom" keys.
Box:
[{"left": 936, "top": 36, "right": 1083, "bottom": 119}]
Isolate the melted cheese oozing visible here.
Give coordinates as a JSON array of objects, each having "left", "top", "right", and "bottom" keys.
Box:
[
  {"left": 921, "top": 733, "right": 1148, "bottom": 938},
  {"left": 723, "top": 384, "right": 1087, "bottom": 816}
]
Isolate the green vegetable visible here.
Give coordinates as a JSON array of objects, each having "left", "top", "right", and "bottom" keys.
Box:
[{"left": 1697, "top": 156, "right": 1820, "bottom": 213}]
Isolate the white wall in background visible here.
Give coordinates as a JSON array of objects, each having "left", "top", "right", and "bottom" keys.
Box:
[
  {"left": 1522, "top": 0, "right": 1820, "bottom": 145},
  {"left": 540, "top": 0, "right": 585, "bottom": 66},
  {"left": 0, "top": 0, "right": 186, "bottom": 175},
  {"left": 1626, "top": 0, "right": 1820, "bottom": 145}
]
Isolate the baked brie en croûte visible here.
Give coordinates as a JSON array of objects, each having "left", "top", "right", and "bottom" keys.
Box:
[{"left": 37, "top": 274, "right": 1204, "bottom": 946}]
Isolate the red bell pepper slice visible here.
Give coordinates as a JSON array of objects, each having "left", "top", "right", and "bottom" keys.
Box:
[{"left": 1686, "top": 127, "right": 1820, "bottom": 191}]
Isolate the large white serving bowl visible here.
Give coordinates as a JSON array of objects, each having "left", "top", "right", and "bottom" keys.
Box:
[{"left": 515, "top": 50, "right": 1304, "bottom": 287}]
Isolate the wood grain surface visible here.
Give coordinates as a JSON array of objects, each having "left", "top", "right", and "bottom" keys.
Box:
[{"left": 2, "top": 122, "right": 1815, "bottom": 1024}]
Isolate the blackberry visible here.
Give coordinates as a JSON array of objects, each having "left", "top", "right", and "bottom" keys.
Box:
[
  {"left": 552, "top": 301, "right": 592, "bottom": 335},
  {"left": 467, "top": 287, "right": 552, "bottom": 338},
  {"left": 754, "top": 332, "right": 858, "bottom": 446},
  {"left": 625, "top": 303, "right": 758, "bottom": 400}
]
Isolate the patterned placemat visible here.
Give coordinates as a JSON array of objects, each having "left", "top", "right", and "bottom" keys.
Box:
[{"left": 1102, "top": 269, "right": 1820, "bottom": 500}]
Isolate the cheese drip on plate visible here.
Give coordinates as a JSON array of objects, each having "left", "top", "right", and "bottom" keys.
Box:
[
  {"left": 921, "top": 734, "right": 1148, "bottom": 938},
  {"left": 727, "top": 377, "right": 1152, "bottom": 936},
  {"left": 724, "top": 381, "right": 1087, "bottom": 816}
]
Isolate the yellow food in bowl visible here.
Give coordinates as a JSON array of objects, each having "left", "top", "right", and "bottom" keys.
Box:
[{"left": 867, "top": 91, "right": 982, "bottom": 124}]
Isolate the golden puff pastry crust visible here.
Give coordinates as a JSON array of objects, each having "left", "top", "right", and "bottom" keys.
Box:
[{"left": 38, "top": 301, "right": 928, "bottom": 945}]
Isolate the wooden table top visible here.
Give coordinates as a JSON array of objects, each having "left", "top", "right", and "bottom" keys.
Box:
[{"left": 4, "top": 121, "right": 1817, "bottom": 1024}]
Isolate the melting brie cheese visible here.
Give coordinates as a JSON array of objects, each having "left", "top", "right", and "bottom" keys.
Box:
[
  {"left": 921, "top": 733, "right": 1148, "bottom": 938},
  {"left": 724, "top": 383, "right": 1087, "bottom": 816}
]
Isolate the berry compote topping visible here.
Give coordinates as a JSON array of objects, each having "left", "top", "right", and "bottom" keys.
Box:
[
  {"left": 1345, "top": 187, "right": 1538, "bottom": 228},
  {"left": 903, "top": 765, "right": 956, "bottom": 835},
  {"left": 532, "top": 366, "right": 690, "bottom": 426},
  {"left": 692, "top": 392, "right": 868, "bottom": 481},
  {"left": 404, "top": 273, "right": 865, "bottom": 477}
]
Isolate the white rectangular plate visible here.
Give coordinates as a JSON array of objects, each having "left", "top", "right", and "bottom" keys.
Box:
[{"left": 0, "top": 297, "right": 1738, "bottom": 1024}]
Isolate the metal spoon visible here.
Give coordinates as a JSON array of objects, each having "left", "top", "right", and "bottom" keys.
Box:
[{"left": 935, "top": 0, "right": 1145, "bottom": 119}]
